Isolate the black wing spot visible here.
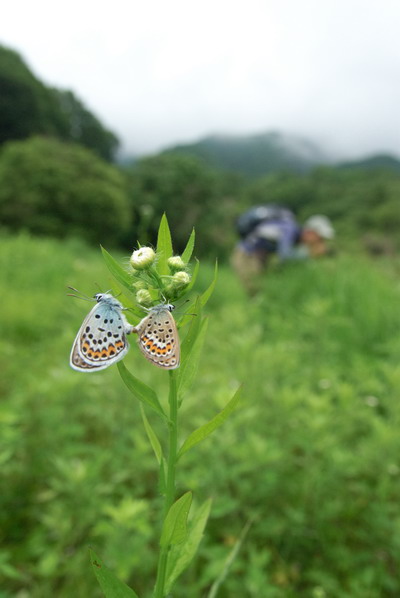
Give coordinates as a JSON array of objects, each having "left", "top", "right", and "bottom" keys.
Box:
[
  {"left": 95, "top": 314, "right": 100, "bottom": 319},
  {"left": 85, "top": 326, "right": 90, "bottom": 333}
]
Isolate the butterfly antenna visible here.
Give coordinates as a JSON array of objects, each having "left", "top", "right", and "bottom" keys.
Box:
[{"left": 66, "top": 287, "right": 94, "bottom": 301}]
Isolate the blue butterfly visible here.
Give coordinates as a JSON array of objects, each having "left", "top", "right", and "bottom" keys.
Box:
[{"left": 70, "top": 293, "right": 133, "bottom": 372}]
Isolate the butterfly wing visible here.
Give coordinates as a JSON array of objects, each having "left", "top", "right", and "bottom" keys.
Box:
[
  {"left": 134, "top": 307, "right": 180, "bottom": 369},
  {"left": 70, "top": 302, "right": 131, "bottom": 372}
]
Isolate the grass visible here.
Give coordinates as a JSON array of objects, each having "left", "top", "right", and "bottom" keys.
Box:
[{"left": 1, "top": 232, "right": 400, "bottom": 597}]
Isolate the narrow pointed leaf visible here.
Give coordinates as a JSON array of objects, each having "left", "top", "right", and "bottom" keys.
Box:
[
  {"left": 101, "top": 246, "right": 132, "bottom": 291},
  {"left": 178, "top": 386, "right": 242, "bottom": 459},
  {"left": 156, "top": 214, "right": 173, "bottom": 275},
  {"left": 117, "top": 362, "right": 166, "bottom": 420},
  {"left": 181, "top": 228, "right": 195, "bottom": 264},
  {"left": 160, "top": 491, "right": 192, "bottom": 548},
  {"left": 90, "top": 549, "right": 139, "bottom": 598},
  {"left": 165, "top": 499, "right": 212, "bottom": 593},
  {"left": 178, "top": 262, "right": 200, "bottom": 328},
  {"left": 186, "top": 259, "right": 200, "bottom": 292},
  {"left": 158, "top": 457, "right": 167, "bottom": 495},
  {"left": 180, "top": 297, "right": 202, "bottom": 362},
  {"left": 200, "top": 260, "right": 218, "bottom": 307},
  {"left": 140, "top": 405, "right": 163, "bottom": 464},
  {"left": 177, "top": 319, "right": 208, "bottom": 397}
]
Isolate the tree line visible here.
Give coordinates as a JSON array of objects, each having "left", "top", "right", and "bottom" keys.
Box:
[{"left": 0, "top": 44, "right": 398, "bottom": 257}]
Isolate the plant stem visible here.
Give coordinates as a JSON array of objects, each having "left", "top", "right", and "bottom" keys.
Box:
[{"left": 153, "top": 370, "right": 178, "bottom": 598}]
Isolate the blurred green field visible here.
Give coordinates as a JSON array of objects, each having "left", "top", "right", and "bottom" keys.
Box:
[{"left": 1, "top": 232, "right": 400, "bottom": 597}]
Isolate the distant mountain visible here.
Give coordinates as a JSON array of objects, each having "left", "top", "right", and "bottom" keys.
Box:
[
  {"left": 338, "top": 153, "right": 400, "bottom": 173},
  {"left": 162, "top": 131, "right": 330, "bottom": 177}
]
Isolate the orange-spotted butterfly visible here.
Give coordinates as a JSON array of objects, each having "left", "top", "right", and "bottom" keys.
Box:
[
  {"left": 70, "top": 293, "right": 134, "bottom": 372},
  {"left": 132, "top": 303, "right": 180, "bottom": 369}
]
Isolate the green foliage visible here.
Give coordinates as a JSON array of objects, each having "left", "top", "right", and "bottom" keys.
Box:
[
  {"left": 0, "top": 45, "right": 66, "bottom": 144},
  {"left": 0, "top": 44, "right": 119, "bottom": 160},
  {"left": 52, "top": 89, "right": 119, "bottom": 161},
  {"left": 2, "top": 232, "right": 400, "bottom": 596},
  {"left": 0, "top": 137, "right": 130, "bottom": 245},
  {"left": 165, "top": 498, "right": 212, "bottom": 593},
  {"left": 117, "top": 362, "right": 166, "bottom": 419},
  {"left": 124, "top": 153, "right": 239, "bottom": 257},
  {"left": 90, "top": 550, "right": 140, "bottom": 598},
  {"left": 160, "top": 492, "right": 192, "bottom": 548}
]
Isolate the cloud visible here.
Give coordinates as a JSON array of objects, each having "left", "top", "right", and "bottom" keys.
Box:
[{"left": 1, "top": 0, "right": 400, "bottom": 157}]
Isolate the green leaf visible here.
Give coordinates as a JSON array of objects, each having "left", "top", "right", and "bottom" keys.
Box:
[
  {"left": 200, "top": 260, "right": 218, "bottom": 308},
  {"left": 101, "top": 247, "right": 143, "bottom": 318},
  {"left": 177, "top": 386, "right": 242, "bottom": 459},
  {"left": 117, "top": 362, "right": 166, "bottom": 420},
  {"left": 177, "top": 262, "right": 200, "bottom": 329},
  {"left": 160, "top": 491, "right": 192, "bottom": 548},
  {"left": 181, "top": 228, "right": 195, "bottom": 264},
  {"left": 177, "top": 319, "right": 208, "bottom": 398},
  {"left": 165, "top": 498, "right": 212, "bottom": 594},
  {"left": 101, "top": 246, "right": 132, "bottom": 291},
  {"left": 156, "top": 214, "right": 173, "bottom": 275},
  {"left": 180, "top": 297, "right": 202, "bottom": 362},
  {"left": 140, "top": 405, "right": 163, "bottom": 464},
  {"left": 90, "top": 549, "right": 139, "bottom": 598},
  {"left": 158, "top": 458, "right": 167, "bottom": 495}
]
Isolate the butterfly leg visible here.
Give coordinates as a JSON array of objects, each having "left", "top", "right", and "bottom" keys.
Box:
[
  {"left": 130, "top": 315, "right": 148, "bottom": 335},
  {"left": 121, "top": 312, "right": 135, "bottom": 335}
]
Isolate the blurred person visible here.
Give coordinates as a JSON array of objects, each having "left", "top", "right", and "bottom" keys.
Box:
[{"left": 231, "top": 205, "right": 335, "bottom": 293}]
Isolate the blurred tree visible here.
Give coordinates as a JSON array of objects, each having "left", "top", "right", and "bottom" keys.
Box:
[
  {"left": 51, "top": 89, "right": 119, "bottom": 161},
  {"left": 0, "top": 137, "right": 130, "bottom": 246},
  {"left": 125, "top": 153, "right": 243, "bottom": 256},
  {"left": 0, "top": 45, "right": 66, "bottom": 142},
  {"left": 0, "top": 45, "right": 119, "bottom": 161}
]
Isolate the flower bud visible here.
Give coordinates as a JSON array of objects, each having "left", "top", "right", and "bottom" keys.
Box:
[
  {"left": 130, "top": 247, "right": 156, "bottom": 270},
  {"left": 168, "top": 255, "right": 186, "bottom": 271},
  {"left": 171, "top": 271, "right": 191, "bottom": 289},
  {"left": 136, "top": 289, "right": 152, "bottom": 306}
]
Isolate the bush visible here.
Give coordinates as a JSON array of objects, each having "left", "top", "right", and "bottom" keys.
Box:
[{"left": 0, "top": 137, "right": 130, "bottom": 246}]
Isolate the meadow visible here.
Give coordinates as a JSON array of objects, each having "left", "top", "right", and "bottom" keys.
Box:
[{"left": 1, "top": 232, "right": 400, "bottom": 597}]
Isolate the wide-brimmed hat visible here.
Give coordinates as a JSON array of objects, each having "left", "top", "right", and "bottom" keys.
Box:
[{"left": 304, "top": 215, "right": 335, "bottom": 239}]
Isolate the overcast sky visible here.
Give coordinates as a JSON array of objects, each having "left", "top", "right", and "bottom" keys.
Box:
[{"left": 1, "top": 0, "right": 400, "bottom": 158}]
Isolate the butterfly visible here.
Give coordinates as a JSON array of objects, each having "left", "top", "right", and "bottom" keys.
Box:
[
  {"left": 70, "top": 293, "right": 134, "bottom": 372},
  {"left": 132, "top": 303, "right": 180, "bottom": 369}
]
